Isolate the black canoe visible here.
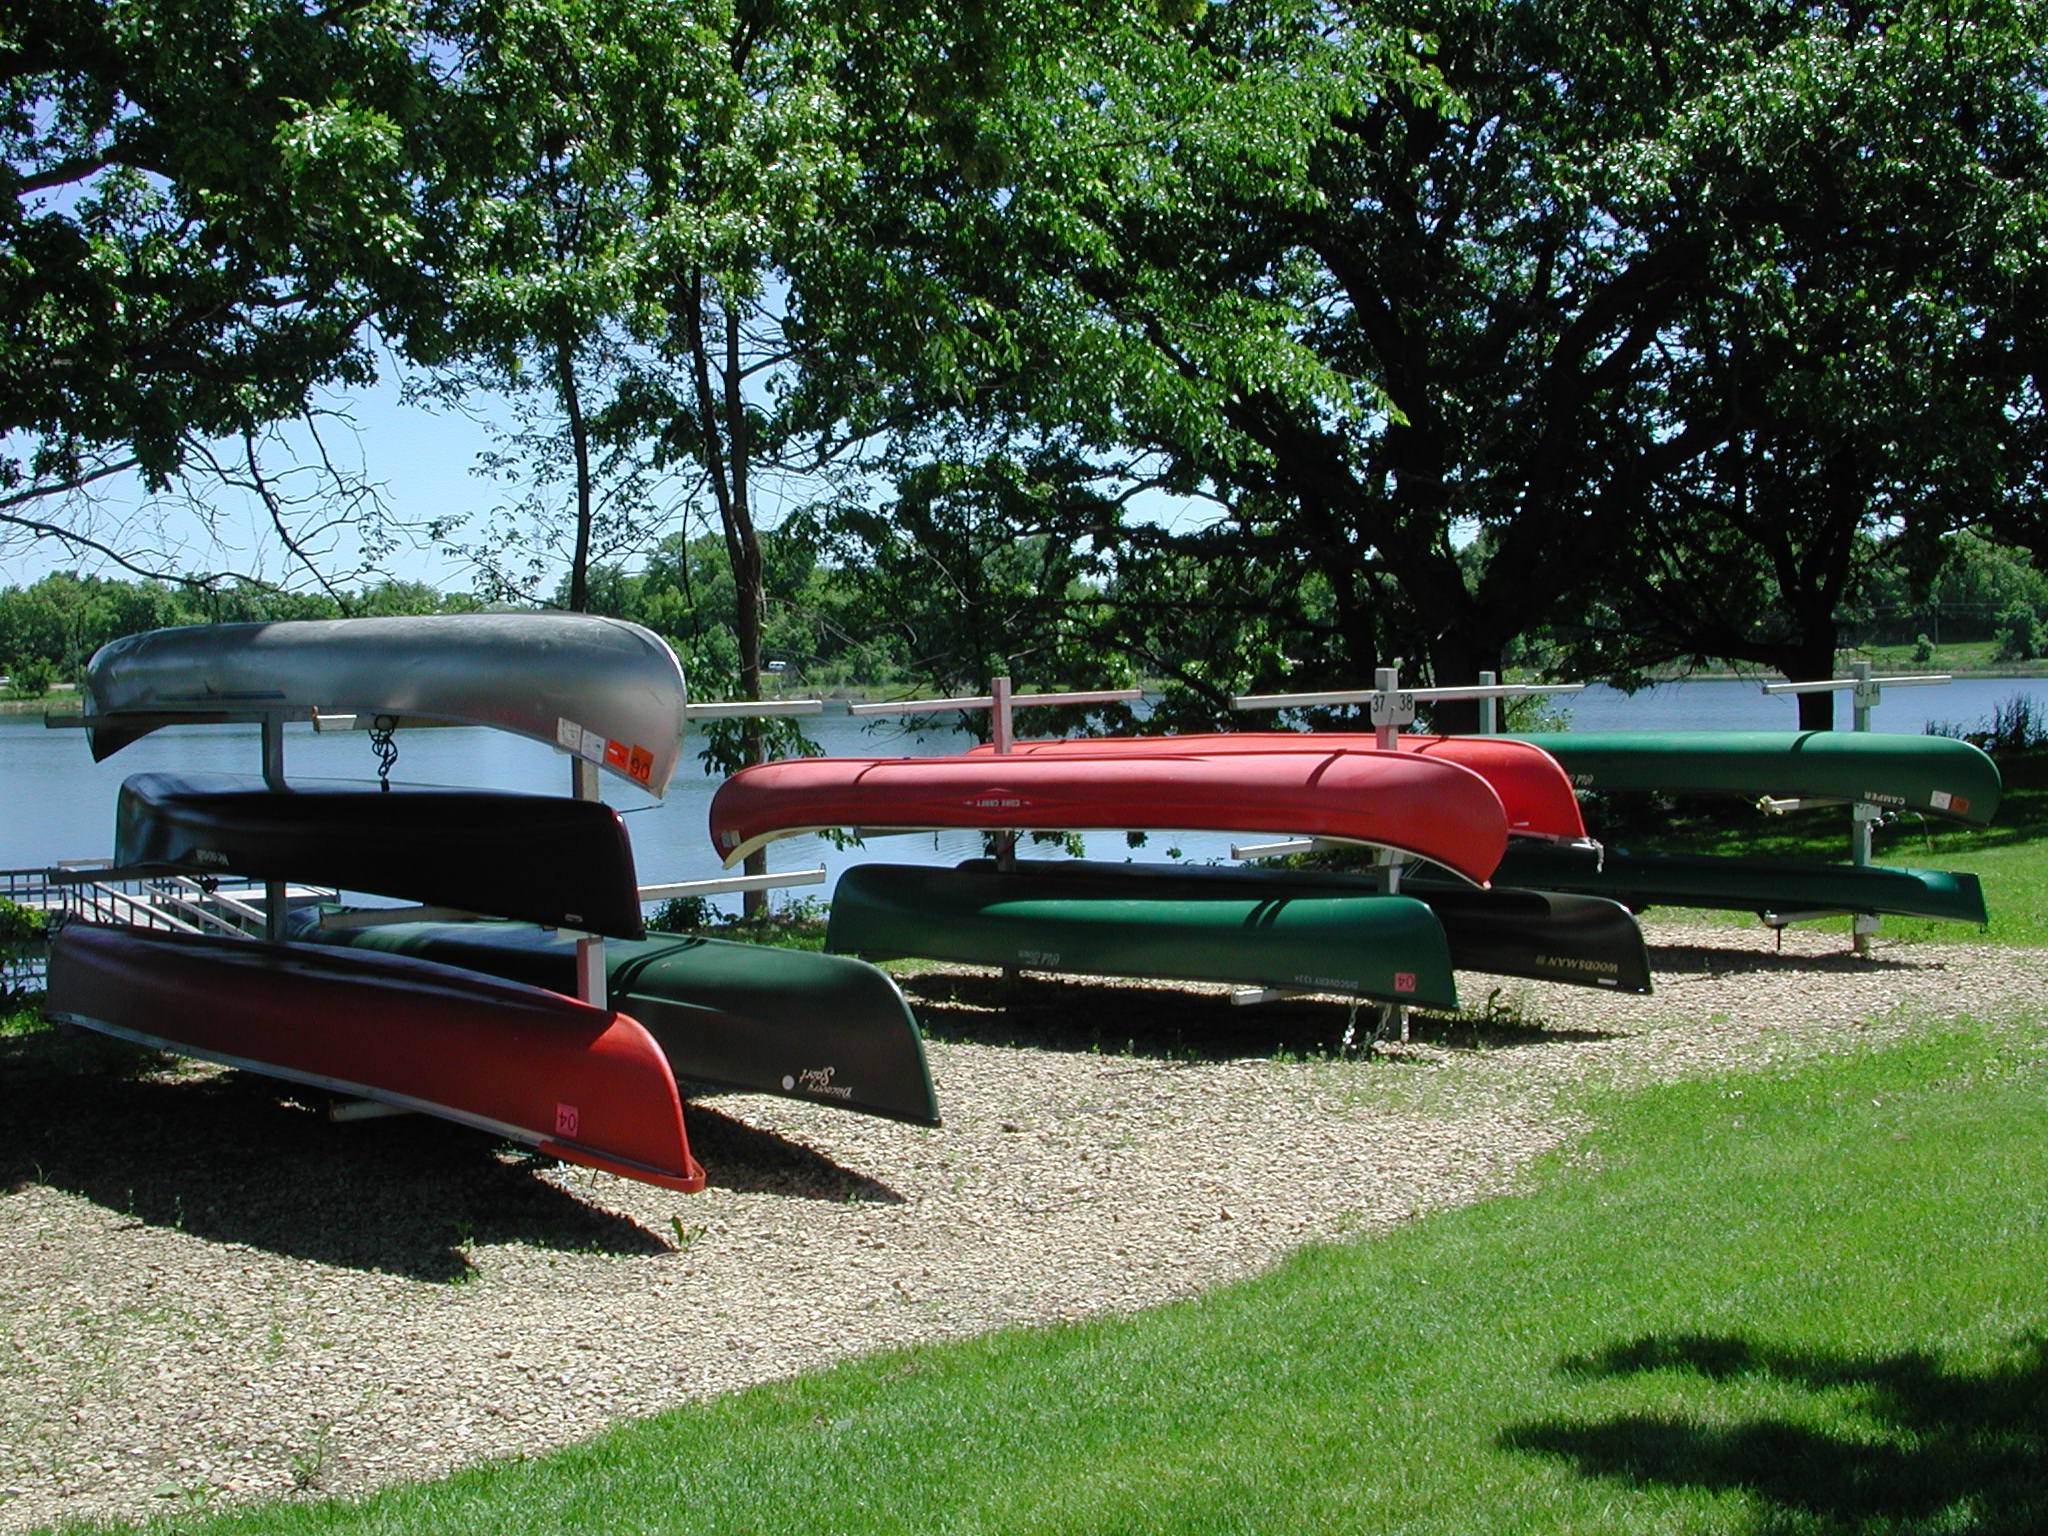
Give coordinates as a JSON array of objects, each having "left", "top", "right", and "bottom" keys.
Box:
[
  {"left": 1402, "top": 880, "right": 1652, "bottom": 994},
  {"left": 116, "top": 771, "right": 647, "bottom": 939},
  {"left": 1491, "top": 841, "right": 1988, "bottom": 925}
]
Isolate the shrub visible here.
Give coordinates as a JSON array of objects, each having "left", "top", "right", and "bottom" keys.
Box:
[
  {"left": 1927, "top": 692, "right": 2048, "bottom": 755},
  {"left": 5, "top": 659, "right": 54, "bottom": 698},
  {"left": 648, "top": 894, "right": 718, "bottom": 932},
  {"left": 1994, "top": 603, "right": 2040, "bottom": 662},
  {"left": 0, "top": 897, "right": 46, "bottom": 948}
]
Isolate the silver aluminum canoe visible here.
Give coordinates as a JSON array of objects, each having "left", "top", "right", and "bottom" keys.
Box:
[{"left": 81, "top": 613, "right": 687, "bottom": 796}]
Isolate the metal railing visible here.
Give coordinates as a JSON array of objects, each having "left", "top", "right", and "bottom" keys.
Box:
[{"left": 0, "top": 865, "right": 305, "bottom": 991}]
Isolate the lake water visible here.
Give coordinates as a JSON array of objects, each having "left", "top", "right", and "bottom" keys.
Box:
[{"left": 5, "top": 674, "right": 2039, "bottom": 904}]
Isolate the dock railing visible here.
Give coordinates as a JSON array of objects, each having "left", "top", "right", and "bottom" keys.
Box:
[{"left": 1, "top": 864, "right": 322, "bottom": 991}]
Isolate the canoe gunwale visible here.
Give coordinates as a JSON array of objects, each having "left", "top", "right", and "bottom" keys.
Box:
[{"left": 717, "top": 821, "right": 1487, "bottom": 883}]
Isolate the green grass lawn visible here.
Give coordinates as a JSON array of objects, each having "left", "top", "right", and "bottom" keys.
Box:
[{"left": 35, "top": 1015, "right": 2035, "bottom": 1536}]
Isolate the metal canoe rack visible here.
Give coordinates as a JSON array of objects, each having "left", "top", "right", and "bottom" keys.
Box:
[
  {"left": 1226, "top": 667, "right": 1585, "bottom": 1034},
  {"left": 1232, "top": 666, "right": 1586, "bottom": 743},
  {"left": 842, "top": 676, "right": 1145, "bottom": 987},
  {"left": 57, "top": 694, "right": 835, "bottom": 1011},
  {"left": 849, "top": 677, "right": 1145, "bottom": 755},
  {"left": 1759, "top": 661, "right": 1955, "bottom": 954},
  {"left": 553, "top": 700, "right": 832, "bottom": 1007},
  {"left": 850, "top": 677, "right": 1145, "bottom": 876}
]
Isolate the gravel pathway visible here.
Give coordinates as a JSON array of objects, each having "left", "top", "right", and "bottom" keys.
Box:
[{"left": 2, "top": 918, "right": 2041, "bottom": 1530}]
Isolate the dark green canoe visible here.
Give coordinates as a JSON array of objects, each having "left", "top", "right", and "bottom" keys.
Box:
[
  {"left": 295, "top": 915, "right": 940, "bottom": 1126},
  {"left": 827, "top": 860, "right": 1463, "bottom": 1010},
  {"left": 1492, "top": 842, "right": 1988, "bottom": 925},
  {"left": 924, "top": 859, "right": 1649, "bottom": 995},
  {"left": 1505, "top": 731, "right": 2001, "bottom": 826}
]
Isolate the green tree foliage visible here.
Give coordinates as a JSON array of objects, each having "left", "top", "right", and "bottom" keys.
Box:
[
  {"left": 1, "top": 0, "right": 472, "bottom": 579},
  {"left": 0, "top": 570, "right": 482, "bottom": 683},
  {"left": 889, "top": 0, "right": 1705, "bottom": 713},
  {"left": 822, "top": 0, "right": 2047, "bottom": 725},
  {"left": 412, "top": 0, "right": 704, "bottom": 611},
  {"left": 1584, "top": 1, "right": 2048, "bottom": 724},
  {"left": 10, "top": 0, "right": 2043, "bottom": 716},
  {"left": 808, "top": 451, "right": 1132, "bottom": 707},
  {"left": 4, "top": 657, "right": 52, "bottom": 697},
  {"left": 1994, "top": 602, "right": 2039, "bottom": 662},
  {"left": 0, "top": 570, "right": 178, "bottom": 680},
  {"left": 1857, "top": 530, "right": 2048, "bottom": 647},
  {"left": 428, "top": 0, "right": 1099, "bottom": 900}
]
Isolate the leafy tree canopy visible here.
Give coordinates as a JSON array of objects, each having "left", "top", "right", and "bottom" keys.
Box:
[{"left": 1, "top": 0, "right": 468, "bottom": 573}]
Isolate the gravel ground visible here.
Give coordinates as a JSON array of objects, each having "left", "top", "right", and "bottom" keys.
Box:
[{"left": 2, "top": 917, "right": 2042, "bottom": 1530}]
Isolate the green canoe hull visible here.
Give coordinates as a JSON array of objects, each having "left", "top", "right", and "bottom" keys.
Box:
[
  {"left": 296, "top": 916, "right": 940, "bottom": 1126},
  {"left": 933, "top": 859, "right": 1649, "bottom": 994},
  {"left": 1492, "top": 843, "right": 1988, "bottom": 925},
  {"left": 827, "top": 861, "right": 1460, "bottom": 1010},
  {"left": 1505, "top": 731, "right": 2001, "bottom": 826}
]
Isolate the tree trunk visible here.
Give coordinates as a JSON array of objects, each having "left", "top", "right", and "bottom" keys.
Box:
[
  {"left": 1775, "top": 632, "right": 1841, "bottom": 730},
  {"left": 1420, "top": 629, "right": 1503, "bottom": 736},
  {"left": 1794, "top": 682, "right": 1835, "bottom": 731},
  {"left": 556, "top": 337, "right": 594, "bottom": 614},
  {"left": 689, "top": 283, "right": 775, "bottom": 916}
]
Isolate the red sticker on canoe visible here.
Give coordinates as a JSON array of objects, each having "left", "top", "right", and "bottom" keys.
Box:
[
  {"left": 1394, "top": 973, "right": 1417, "bottom": 993},
  {"left": 604, "top": 738, "right": 629, "bottom": 771},
  {"left": 628, "top": 745, "right": 654, "bottom": 784}
]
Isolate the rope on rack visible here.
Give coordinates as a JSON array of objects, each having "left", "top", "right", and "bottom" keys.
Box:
[{"left": 368, "top": 714, "right": 399, "bottom": 791}]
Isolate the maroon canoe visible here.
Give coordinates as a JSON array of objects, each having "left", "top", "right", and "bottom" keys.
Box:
[
  {"left": 976, "top": 733, "right": 1585, "bottom": 843},
  {"left": 710, "top": 748, "right": 1510, "bottom": 885},
  {"left": 46, "top": 922, "right": 705, "bottom": 1191}
]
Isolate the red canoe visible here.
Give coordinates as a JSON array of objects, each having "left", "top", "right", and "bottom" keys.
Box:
[
  {"left": 710, "top": 748, "right": 1509, "bottom": 885},
  {"left": 975, "top": 733, "right": 1585, "bottom": 843},
  {"left": 46, "top": 923, "right": 705, "bottom": 1192}
]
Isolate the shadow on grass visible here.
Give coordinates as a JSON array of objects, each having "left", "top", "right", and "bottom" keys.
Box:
[
  {"left": 901, "top": 968, "right": 1616, "bottom": 1061},
  {"left": 1, "top": 1024, "right": 730, "bottom": 1281},
  {"left": 1504, "top": 1331, "right": 2048, "bottom": 1533}
]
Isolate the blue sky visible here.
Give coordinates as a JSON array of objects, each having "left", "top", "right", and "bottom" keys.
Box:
[
  {"left": 1, "top": 374, "right": 510, "bottom": 593},
  {"left": 2, "top": 367, "right": 1223, "bottom": 596}
]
